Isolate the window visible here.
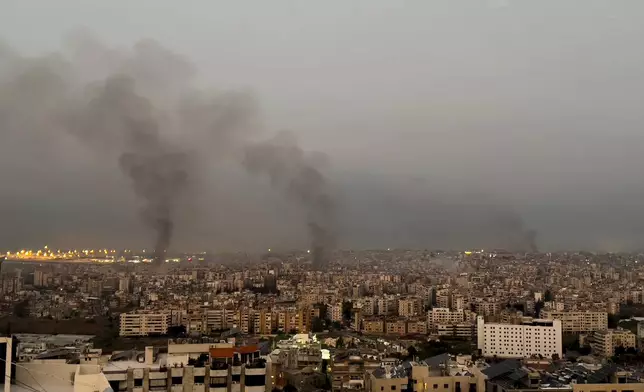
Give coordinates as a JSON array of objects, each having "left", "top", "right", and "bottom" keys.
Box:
[
  {"left": 171, "top": 377, "right": 183, "bottom": 385},
  {"left": 444, "top": 385, "right": 449, "bottom": 389},
  {"left": 194, "top": 376, "right": 205, "bottom": 384},
  {"left": 434, "top": 385, "right": 439, "bottom": 389},
  {"left": 246, "top": 375, "right": 265, "bottom": 386},
  {"left": 134, "top": 378, "right": 143, "bottom": 387},
  {"left": 392, "top": 386, "right": 396, "bottom": 391}
]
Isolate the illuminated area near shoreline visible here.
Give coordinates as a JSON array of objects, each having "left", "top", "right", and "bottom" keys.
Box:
[{"left": 1, "top": 246, "right": 209, "bottom": 264}]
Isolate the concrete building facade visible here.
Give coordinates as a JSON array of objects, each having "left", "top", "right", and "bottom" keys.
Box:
[
  {"left": 541, "top": 311, "right": 608, "bottom": 334},
  {"left": 476, "top": 316, "right": 562, "bottom": 359}
]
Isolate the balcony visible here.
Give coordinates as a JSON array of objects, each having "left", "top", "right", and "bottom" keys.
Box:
[
  {"left": 149, "top": 371, "right": 168, "bottom": 380},
  {"left": 211, "top": 361, "right": 230, "bottom": 370},
  {"left": 246, "top": 360, "right": 267, "bottom": 369}
]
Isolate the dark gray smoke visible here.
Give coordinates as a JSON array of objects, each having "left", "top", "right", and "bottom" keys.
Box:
[
  {"left": 0, "top": 33, "right": 255, "bottom": 258},
  {"left": 68, "top": 75, "right": 190, "bottom": 263},
  {"left": 244, "top": 132, "right": 335, "bottom": 268},
  {"left": 489, "top": 208, "right": 539, "bottom": 252}
]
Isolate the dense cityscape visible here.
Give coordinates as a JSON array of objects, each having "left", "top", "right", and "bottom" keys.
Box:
[
  {"left": 2, "top": 249, "right": 644, "bottom": 391},
  {"left": 3, "top": 1, "right": 644, "bottom": 392}
]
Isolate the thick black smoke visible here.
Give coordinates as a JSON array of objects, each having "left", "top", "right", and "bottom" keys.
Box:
[
  {"left": 244, "top": 132, "right": 335, "bottom": 268},
  {"left": 68, "top": 75, "right": 190, "bottom": 263},
  {"left": 0, "top": 34, "right": 255, "bottom": 258}
]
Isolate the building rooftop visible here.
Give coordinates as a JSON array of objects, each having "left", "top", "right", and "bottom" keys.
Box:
[
  {"left": 372, "top": 364, "right": 408, "bottom": 379},
  {"left": 486, "top": 362, "right": 642, "bottom": 390},
  {"left": 0, "top": 385, "right": 73, "bottom": 392}
]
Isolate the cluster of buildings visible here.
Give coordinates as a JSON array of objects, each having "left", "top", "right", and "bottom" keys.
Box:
[
  {"left": 2, "top": 332, "right": 644, "bottom": 392},
  {"left": 3, "top": 249, "right": 644, "bottom": 391}
]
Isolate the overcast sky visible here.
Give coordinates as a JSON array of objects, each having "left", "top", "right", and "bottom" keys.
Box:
[{"left": 1, "top": 0, "right": 644, "bottom": 252}]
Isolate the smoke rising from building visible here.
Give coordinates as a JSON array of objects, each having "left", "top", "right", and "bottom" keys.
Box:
[{"left": 244, "top": 132, "right": 336, "bottom": 268}]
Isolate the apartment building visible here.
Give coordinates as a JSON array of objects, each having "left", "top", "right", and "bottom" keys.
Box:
[
  {"left": 202, "top": 309, "right": 239, "bottom": 332},
  {"left": 409, "top": 361, "right": 484, "bottom": 392},
  {"left": 476, "top": 316, "right": 562, "bottom": 359},
  {"left": 332, "top": 351, "right": 381, "bottom": 391},
  {"left": 589, "top": 328, "right": 637, "bottom": 357},
  {"left": 541, "top": 310, "right": 608, "bottom": 334},
  {"left": 328, "top": 303, "right": 344, "bottom": 322},
  {"left": 436, "top": 324, "right": 476, "bottom": 339},
  {"left": 252, "top": 309, "right": 274, "bottom": 335},
  {"left": 399, "top": 297, "right": 422, "bottom": 317},
  {"left": 103, "top": 347, "right": 267, "bottom": 392},
  {"left": 361, "top": 297, "right": 376, "bottom": 316},
  {"left": 474, "top": 301, "right": 499, "bottom": 317},
  {"left": 436, "top": 291, "right": 451, "bottom": 309},
  {"left": 428, "top": 308, "right": 465, "bottom": 328},
  {"left": 406, "top": 319, "right": 428, "bottom": 335},
  {"left": 119, "top": 312, "right": 172, "bottom": 337},
  {"left": 385, "top": 318, "right": 407, "bottom": 336},
  {"left": 377, "top": 296, "right": 398, "bottom": 316},
  {"left": 362, "top": 318, "right": 385, "bottom": 335},
  {"left": 366, "top": 356, "right": 485, "bottom": 392}
]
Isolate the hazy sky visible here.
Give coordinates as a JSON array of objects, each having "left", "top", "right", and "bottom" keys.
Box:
[{"left": 1, "top": 0, "right": 644, "bottom": 252}]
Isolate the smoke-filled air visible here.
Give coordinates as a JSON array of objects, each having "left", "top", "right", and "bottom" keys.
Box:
[
  {"left": 0, "top": 32, "right": 260, "bottom": 263},
  {"left": 3, "top": 1, "right": 644, "bottom": 253},
  {"left": 244, "top": 132, "right": 336, "bottom": 268}
]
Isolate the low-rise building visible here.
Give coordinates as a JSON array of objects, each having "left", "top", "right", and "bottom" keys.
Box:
[
  {"left": 333, "top": 350, "right": 381, "bottom": 392},
  {"left": 362, "top": 318, "right": 385, "bottom": 335},
  {"left": 386, "top": 318, "right": 407, "bottom": 336},
  {"left": 589, "top": 328, "right": 637, "bottom": 357}
]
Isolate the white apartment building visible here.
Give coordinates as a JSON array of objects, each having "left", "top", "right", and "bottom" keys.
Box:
[
  {"left": 541, "top": 310, "right": 608, "bottom": 333},
  {"left": 120, "top": 312, "right": 172, "bottom": 337},
  {"left": 477, "top": 316, "right": 562, "bottom": 359}
]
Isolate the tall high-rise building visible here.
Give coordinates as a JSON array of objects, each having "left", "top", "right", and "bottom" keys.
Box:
[
  {"left": 119, "top": 277, "right": 131, "bottom": 293},
  {"left": 34, "top": 270, "right": 45, "bottom": 287}
]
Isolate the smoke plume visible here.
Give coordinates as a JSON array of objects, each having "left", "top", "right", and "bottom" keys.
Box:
[
  {"left": 67, "top": 75, "right": 190, "bottom": 263},
  {"left": 0, "top": 33, "right": 255, "bottom": 259},
  {"left": 490, "top": 208, "right": 539, "bottom": 252},
  {"left": 244, "top": 132, "right": 335, "bottom": 268}
]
